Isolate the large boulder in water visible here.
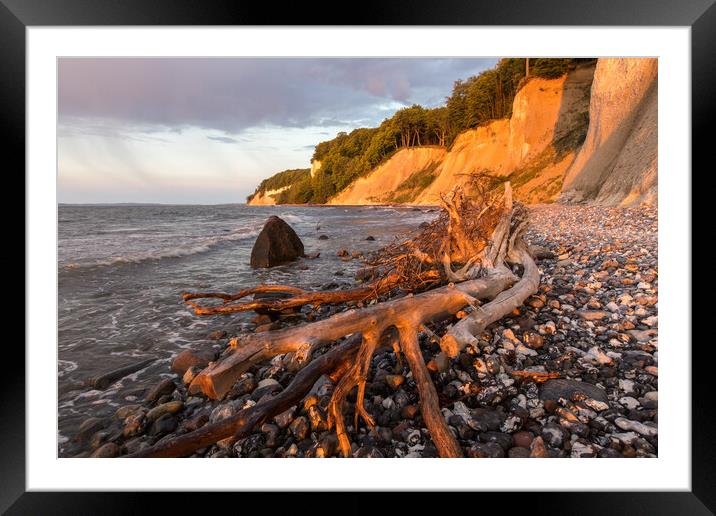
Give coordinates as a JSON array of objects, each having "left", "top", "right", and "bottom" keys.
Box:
[{"left": 250, "top": 216, "right": 305, "bottom": 268}]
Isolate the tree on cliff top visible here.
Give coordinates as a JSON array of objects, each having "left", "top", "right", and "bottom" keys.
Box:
[{"left": 266, "top": 58, "right": 579, "bottom": 204}]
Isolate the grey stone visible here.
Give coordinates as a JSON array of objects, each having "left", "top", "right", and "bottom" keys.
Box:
[{"left": 539, "top": 379, "right": 608, "bottom": 403}]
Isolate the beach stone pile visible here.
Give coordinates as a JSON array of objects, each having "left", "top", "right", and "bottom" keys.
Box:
[{"left": 70, "top": 203, "right": 658, "bottom": 459}]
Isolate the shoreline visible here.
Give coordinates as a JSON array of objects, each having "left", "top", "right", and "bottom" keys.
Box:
[{"left": 62, "top": 204, "right": 658, "bottom": 459}]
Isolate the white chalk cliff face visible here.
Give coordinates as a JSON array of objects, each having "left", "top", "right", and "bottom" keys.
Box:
[
  {"left": 247, "top": 185, "right": 292, "bottom": 205},
  {"left": 560, "top": 58, "right": 657, "bottom": 206}
]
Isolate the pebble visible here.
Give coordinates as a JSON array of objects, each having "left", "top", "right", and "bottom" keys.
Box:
[
  {"left": 467, "top": 442, "right": 505, "bottom": 458},
  {"left": 540, "top": 379, "right": 608, "bottom": 403},
  {"left": 382, "top": 397, "right": 396, "bottom": 410},
  {"left": 512, "top": 431, "right": 534, "bottom": 448},
  {"left": 114, "top": 405, "right": 141, "bottom": 420},
  {"left": 614, "top": 417, "right": 657, "bottom": 437},
  {"left": 229, "top": 376, "right": 258, "bottom": 398},
  {"left": 145, "top": 378, "right": 176, "bottom": 404},
  {"left": 170, "top": 349, "right": 215, "bottom": 374},
  {"left": 578, "top": 310, "right": 609, "bottom": 321},
  {"left": 618, "top": 397, "right": 641, "bottom": 410},
  {"left": 315, "top": 434, "right": 338, "bottom": 457},
  {"left": 210, "top": 400, "right": 242, "bottom": 423},
  {"left": 90, "top": 442, "right": 120, "bottom": 458},
  {"left": 541, "top": 422, "right": 569, "bottom": 448},
  {"left": 480, "top": 431, "right": 513, "bottom": 451},
  {"left": 307, "top": 405, "right": 329, "bottom": 431},
  {"left": 583, "top": 346, "right": 613, "bottom": 365},
  {"left": 516, "top": 344, "right": 538, "bottom": 356},
  {"left": 523, "top": 332, "right": 544, "bottom": 349},
  {"left": 385, "top": 374, "right": 405, "bottom": 390},
  {"left": 274, "top": 406, "right": 296, "bottom": 428},
  {"left": 605, "top": 302, "right": 620, "bottom": 312},
  {"left": 75, "top": 418, "right": 107, "bottom": 444},
  {"left": 122, "top": 412, "right": 147, "bottom": 438},
  {"left": 529, "top": 436, "right": 550, "bottom": 458},
  {"left": 289, "top": 416, "right": 309, "bottom": 440},
  {"left": 257, "top": 378, "right": 281, "bottom": 389},
  {"left": 507, "top": 446, "right": 531, "bottom": 458},
  {"left": 598, "top": 447, "right": 623, "bottom": 458},
  {"left": 149, "top": 413, "right": 178, "bottom": 436},
  {"left": 571, "top": 440, "right": 597, "bottom": 458},
  {"left": 401, "top": 404, "right": 419, "bottom": 419},
  {"left": 182, "top": 366, "right": 202, "bottom": 385},
  {"left": 354, "top": 446, "right": 384, "bottom": 458},
  {"left": 428, "top": 352, "right": 450, "bottom": 373},
  {"left": 612, "top": 432, "right": 640, "bottom": 446},
  {"left": 146, "top": 400, "right": 184, "bottom": 422}
]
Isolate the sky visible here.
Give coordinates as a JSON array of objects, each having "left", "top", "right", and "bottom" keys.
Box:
[{"left": 58, "top": 58, "right": 497, "bottom": 204}]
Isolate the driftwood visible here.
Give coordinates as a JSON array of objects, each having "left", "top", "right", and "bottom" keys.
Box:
[
  {"left": 509, "top": 370, "right": 561, "bottom": 383},
  {"left": 440, "top": 247, "right": 540, "bottom": 357},
  {"left": 128, "top": 336, "right": 362, "bottom": 458},
  {"left": 88, "top": 357, "right": 157, "bottom": 390},
  {"left": 188, "top": 271, "right": 516, "bottom": 401},
  {"left": 158, "top": 180, "right": 539, "bottom": 458}
]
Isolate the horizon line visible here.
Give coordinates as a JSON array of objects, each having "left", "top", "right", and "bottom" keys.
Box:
[{"left": 58, "top": 201, "right": 250, "bottom": 206}]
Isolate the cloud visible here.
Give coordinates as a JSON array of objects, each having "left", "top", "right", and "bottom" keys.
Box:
[
  {"left": 207, "top": 135, "right": 239, "bottom": 144},
  {"left": 58, "top": 58, "right": 500, "bottom": 203},
  {"left": 58, "top": 58, "right": 497, "bottom": 135},
  {"left": 58, "top": 119, "right": 172, "bottom": 143}
]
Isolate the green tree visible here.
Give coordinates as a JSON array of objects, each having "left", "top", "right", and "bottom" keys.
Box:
[{"left": 259, "top": 58, "right": 581, "bottom": 203}]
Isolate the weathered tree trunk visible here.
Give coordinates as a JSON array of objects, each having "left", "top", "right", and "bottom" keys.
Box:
[
  {"left": 440, "top": 246, "right": 540, "bottom": 357},
  {"left": 188, "top": 271, "right": 516, "bottom": 400},
  {"left": 174, "top": 181, "right": 539, "bottom": 458}
]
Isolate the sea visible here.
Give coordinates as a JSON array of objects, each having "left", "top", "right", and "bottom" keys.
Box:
[{"left": 57, "top": 203, "right": 438, "bottom": 455}]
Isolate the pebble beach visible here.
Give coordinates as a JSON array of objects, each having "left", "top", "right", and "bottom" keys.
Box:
[{"left": 65, "top": 204, "right": 658, "bottom": 459}]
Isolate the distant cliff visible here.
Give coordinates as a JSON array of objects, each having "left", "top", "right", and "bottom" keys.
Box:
[{"left": 246, "top": 168, "right": 310, "bottom": 205}]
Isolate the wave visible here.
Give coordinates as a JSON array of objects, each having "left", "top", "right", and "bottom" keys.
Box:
[
  {"left": 94, "top": 227, "right": 147, "bottom": 234},
  {"left": 58, "top": 359, "right": 78, "bottom": 377},
  {"left": 279, "top": 214, "right": 304, "bottom": 224},
  {"left": 61, "top": 227, "right": 260, "bottom": 271}
]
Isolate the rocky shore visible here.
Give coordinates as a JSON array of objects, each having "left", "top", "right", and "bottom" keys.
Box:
[{"left": 67, "top": 204, "right": 658, "bottom": 459}]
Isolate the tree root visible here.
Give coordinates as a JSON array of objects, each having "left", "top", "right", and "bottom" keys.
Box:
[
  {"left": 183, "top": 272, "right": 440, "bottom": 316},
  {"left": 189, "top": 269, "right": 516, "bottom": 400},
  {"left": 175, "top": 181, "right": 540, "bottom": 458}
]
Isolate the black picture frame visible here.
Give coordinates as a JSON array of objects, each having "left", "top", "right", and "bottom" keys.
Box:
[{"left": 4, "top": 0, "right": 712, "bottom": 513}]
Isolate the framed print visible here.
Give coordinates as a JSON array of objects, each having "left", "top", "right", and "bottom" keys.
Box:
[{"left": 5, "top": 0, "right": 714, "bottom": 513}]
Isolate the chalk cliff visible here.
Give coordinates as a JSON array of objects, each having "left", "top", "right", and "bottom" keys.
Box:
[
  {"left": 248, "top": 58, "right": 657, "bottom": 207},
  {"left": 326, "top": 62, "right": 594, "bottom": 205},
  {"left": 247, "top": 185, "right": 292, "bottom": 206},
  {"left": 327, "top": 147, "right": 446, "bottom": 205},
  {"left": 560, "top": 58, "right": 657, "bottom": 206}
]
